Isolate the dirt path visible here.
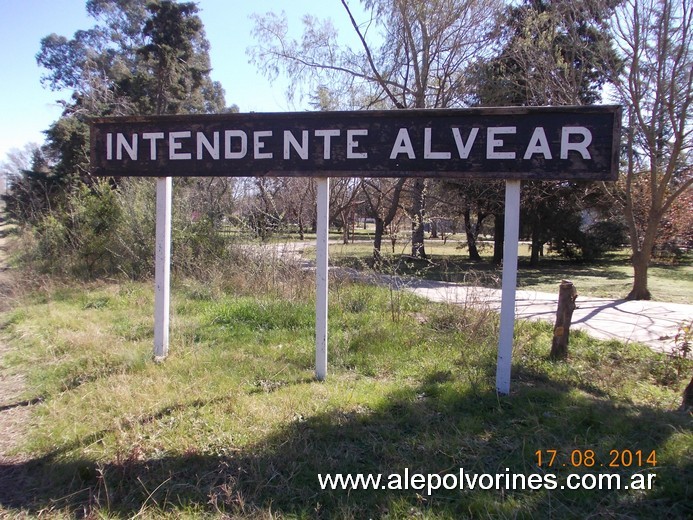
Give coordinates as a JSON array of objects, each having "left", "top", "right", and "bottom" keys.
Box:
[{"left": 0, "top": 208, "right": 31, "bottom": 464}]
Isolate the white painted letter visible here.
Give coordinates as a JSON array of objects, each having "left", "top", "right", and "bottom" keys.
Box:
[
  {"left": 169, "top": 131, "right": 192, "bottom": 160},
  {"left": 106, "top": 133, "right": 113, "bottom": 160},
  {"left": 347, "top": 129, "right": 368, "bottom": 159},
  {"left": 487, "top": 127, "right": 516, "bottom": 159},
  {"left": 284, "top": 130, "right": 309, "bottom": 159},
  {"left": 224, "top": 130, "right": 247, "bottom": 159},
  {"left": 254, "top": 131, "right": 273, "bottom": 159},
  {"left": 315, "top": 129, "right": 340, "bottom": 159},
  {"left": 116, "top": 133, "right": 138, "bottom": 160},
  {"left": 561, "top": 127, "right": 592, "bottom": 159},
  {"left": 424, "top": 128, "right": 451, "bottom": 159},
  {"left": 197, "top": 131, "right": 219, "bottom": 160},
  {"left": 390, "top": 128, "right": 416, "bottom": 159},
  {"left": 143, "top": 132, "right": 164, "bottom": 160},
  {"left": 523, "top": 127, "right": 552, "bottom": 160},
  {"left": 452, "top": 128, "right": 479, "bottom": 159}
]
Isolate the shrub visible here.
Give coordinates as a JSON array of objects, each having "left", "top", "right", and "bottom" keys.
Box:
[
  {"left": 581, "top": 220, "right": 629, "bottom": 260},
  {"left": 13, "top": 177, "right": 244, "bottom": 281}
]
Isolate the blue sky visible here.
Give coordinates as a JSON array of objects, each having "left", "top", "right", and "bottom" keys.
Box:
[{"left": 0, "top": 0, "right": 367, "bottom": 161}]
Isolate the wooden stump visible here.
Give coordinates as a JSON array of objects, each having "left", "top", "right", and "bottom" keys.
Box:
[{"left": 550, "top": 280, "right": 578, "bottom": 360}]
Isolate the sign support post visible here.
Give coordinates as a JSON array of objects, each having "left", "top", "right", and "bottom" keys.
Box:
[
  {"left": 315, "top": 177, "right": 330, "bottom": 381},
  {"left": 496, "top": 179, "right": 521, "bottom": 394},
  {"left": 154, "top": 176, "right": 172, "bottom": 360}
]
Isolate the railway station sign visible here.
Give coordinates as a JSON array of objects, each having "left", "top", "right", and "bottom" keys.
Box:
[
  {"left": 89, "top": 104, "right": 622, "bottom": 394},
  {"left": 91, "top": 105, "right": 621, "bottom": 181}
]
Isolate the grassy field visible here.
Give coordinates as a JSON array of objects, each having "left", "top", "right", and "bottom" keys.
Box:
[
  {"left": 317, "top": 237, "right": 693, "bottom": 304},
  {"left": 0, "top": 273, "right": 691, "bottom": 519}
]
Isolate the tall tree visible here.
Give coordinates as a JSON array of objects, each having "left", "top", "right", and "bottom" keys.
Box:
[
  {"left": 468, "top": 0, "right": 620, "bottom": 265},
  {"left": 250, "top": 0, "right": 501, "bottom": 258},
  {"left": 35, "top": 0, "right": 226, "bottom": 187},
  {"left": 38, "top": 0, "right": 225, "bottom": 117},
  {"left": 610, "top": 0, "right": 693, "bottom": 300}
]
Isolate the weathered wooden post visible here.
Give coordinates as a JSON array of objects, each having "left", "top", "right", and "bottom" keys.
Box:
[{"left": 550, "top": 280, "right": 578, "bottom": 360}]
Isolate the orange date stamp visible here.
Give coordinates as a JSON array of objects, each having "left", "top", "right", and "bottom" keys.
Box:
[{"left": 535, "top": 449, "right": 657, "bottom": 468}]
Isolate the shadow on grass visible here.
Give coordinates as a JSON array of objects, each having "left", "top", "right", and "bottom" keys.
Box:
[
  {"left": 1, "top": 368, "right": 691, "bottom": 519},
  {"left": 335, "top": 253, "right": 641, "bottom": 288},
  {"left": 517, "top": 262, "right": 632, "bottom": 285}
]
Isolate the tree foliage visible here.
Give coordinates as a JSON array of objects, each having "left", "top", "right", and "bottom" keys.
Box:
[
  {"left": 460, "top": 0, "right": 621, "bottom": 265},
  {"left": 38, "top": 0, "right": 225, "bottom": 117},
  {"left": 470, "top": 0, "right": 620, "bottom": 107}
]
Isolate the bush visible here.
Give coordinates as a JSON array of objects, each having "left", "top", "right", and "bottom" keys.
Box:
[
  {"left": 22, "top": 180, "right": 121, "bottom": 277},
  {"left": 14, "top": 177, "right": 243, "bottom": 281},
  {"left": 581, "top": 220, "right": 629, "bottom": 260}
]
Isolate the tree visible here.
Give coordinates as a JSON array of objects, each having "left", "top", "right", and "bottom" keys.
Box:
[
  {"left": 472, "top": 0, "right": 620, "bottom": 107},
  {"left": 250, "top": 0, "right": 501, "bottom": 258},
  {"left": 136, "top": 1, "right": 225, "bottom": 115},
  {"left": 611, "top": 0, "right": 693, "bottom": 299},
  {"left": 35, "top": 0, "right": 227, "bottom": 188},
  {"left": 361, "top": 178, "right": 407, "bottom": 262},
  {"left": 1, "top": 144, "right": 60, "bottom": 225},
  {"left": 431, "top": 180, "right": 496, "bottom": 261},
  {"left": 468, "top": 0, "right": 620, "bottom": 265},
  {"left": 8, "top": 1, "right": 231, "bottom": 276},
  {"left": 654, "top": 186, "right": 693, "bottom": 258},
  {"left": 38, "top": 0, "right": 225, "bottom": 117}
]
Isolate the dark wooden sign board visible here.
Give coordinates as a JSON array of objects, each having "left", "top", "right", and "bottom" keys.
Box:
[{"left": 90, "top": 105, "right": 621, "bottom": 181}]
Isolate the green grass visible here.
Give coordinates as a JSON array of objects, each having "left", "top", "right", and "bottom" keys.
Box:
[
  {"left": 321, "top": 238, "right": 693, "bottom": 303},
  {"left": 0, "top": 278, "right": 691, "bottom": 519}
]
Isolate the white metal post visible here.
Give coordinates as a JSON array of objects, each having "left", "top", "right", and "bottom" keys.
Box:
[
  {"left": 154, "top": 176, "right": 172, "bottom": 360},
  {"left": 315, "top": 177, "right": 330, "bottom": 381},
  {"left": 496, "top": 180, "right": 521, "bottom": 394}
]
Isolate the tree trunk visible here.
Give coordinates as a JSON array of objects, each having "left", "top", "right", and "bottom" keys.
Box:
[
  {"left": 373, "top": 217, "right": 384, "bottom": 264},
  {"left": 530, "top": 220, "right": 542, "bottom": 267},
  {"left": 298, "top": 214, "right": 305, "bottom": 240},
  {"left": 463, "top": 207, "right": 482, "bottom": 261},
  {"left": 550, "top": 281, "right": 578, "bottom": 360},
  {"left": 411, "top": 178, "right": 427, "bottom": 259},
  {"left": 341, "top": 210, "right": 349, "bottom": 244},
  {"left": 627, "top": 250, "right": 652, "bottom": 300},
  {"left": 682, "top": 375, "right": 693, "bottom": 412},
  {"left": 365, "top": 178, "right": 406, "bottom": 264},
  {"left": 430, "top": 219, "right": 438, "bottom": 239},
  {"left": 493, "top": 212, "right": 504, "bottom": 265}
]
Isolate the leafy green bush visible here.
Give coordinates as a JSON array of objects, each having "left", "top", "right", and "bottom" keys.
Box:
[
  {"left": 14, "top": 177, "right": 242, "bottom": 281},
  {"left": 24, "top": 180, "right": 121, "bottom": 277},
  {"left": 581, "top": 220, "right": 629, "bottom": 260}
]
